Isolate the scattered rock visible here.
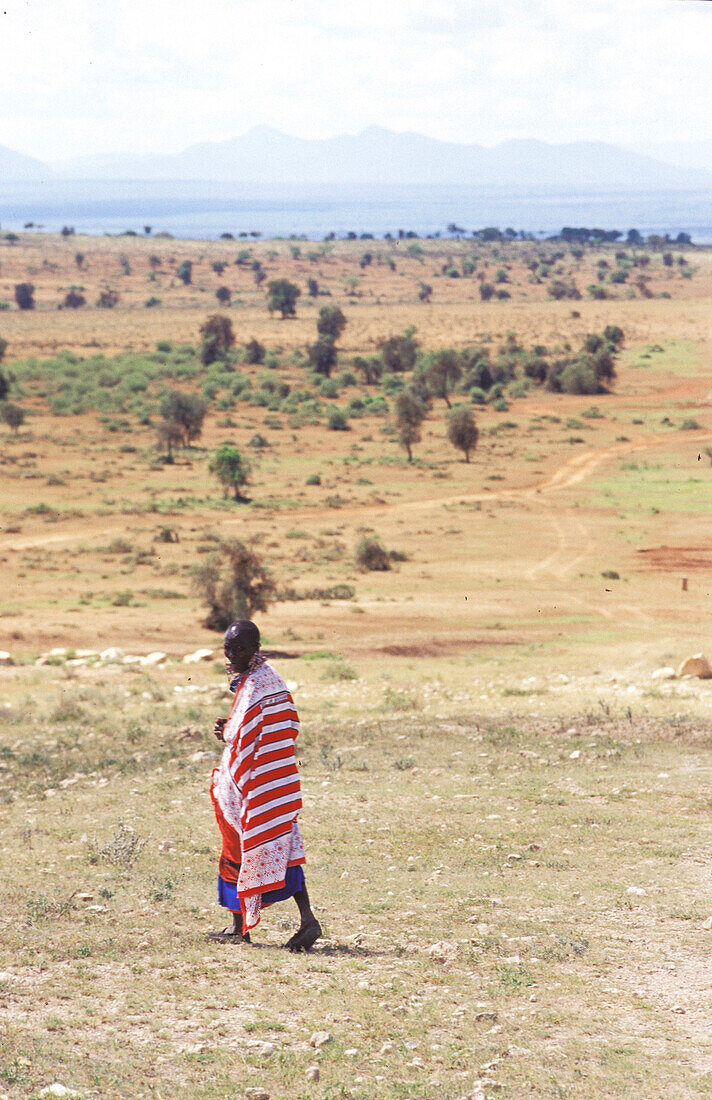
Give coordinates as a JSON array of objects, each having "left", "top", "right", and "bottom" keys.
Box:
[
  {"left": 189, "top": 750, "right": 213, "bottom": 763},
  {"left": 677, "top": 653, "right": 712, "bottom": 679},
  {"left": 305, "top": 1066, "right": 320, "bottom": 1082},
  {"left": 183, "top": 648, "right": 214, "bottom": 664},
  {"left": 99, "top": 647, "right": 123, "bottom": 662},
  {"left": 244, "top": 1090, "right": 270, "bottom": 1100},
  {"left": 427, "top": 940, "right": 457, "bottom": 962},
  {"left": 144, "top": 651, "right": 167, "bottom": 666},
  {"left": 0, "top": 651, "right": 14, "bottom": 666},
  {"left": 671, "top": 1005, "right": 686, "bottom": 1014},
  {"left": 702, "top": 916, "right": 712, "bottom": 930},
  {"left": 569, "top": 750, "right": 581, "bottom": 760},
  {"left": 122, "top": 655, "right": 144, "bottom": 665},
  {"left": 651, "top": 666, "right": 676, "bottom": 681},
  {"left": 158, "top": 840, "right": 175, "bottom": 852},
  {"left": 475, "top": 1011, "right": 498, "bottom": 1023},
  {"left": 38, "top": 1086, "right": 79, "bottom": 1099},
  {"left": 310, "top": 1031, "right": 333, "bottom": 1048},
  {"left": 245, "top": 1039, "right": 275, "bottom": 1056},
  {"left": 627, "top": 886, "right": 647, "bottom": 897}
]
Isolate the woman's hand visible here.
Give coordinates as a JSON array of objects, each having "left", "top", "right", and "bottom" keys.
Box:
[{"left": 213, "top": 717, "right": 228, "bottom": 742}]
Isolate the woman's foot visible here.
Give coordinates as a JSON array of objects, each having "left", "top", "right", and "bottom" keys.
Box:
[{"left": 284, "top": 919, "right": 322, "bottom": 952}]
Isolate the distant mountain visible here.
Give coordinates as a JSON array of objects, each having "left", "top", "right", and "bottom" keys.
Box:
[
  {"left": 51, "top": 126, "right": 712, "bottom": 190},
  {"left": 627, "top": 140, "right": 712, "bottom": 175},
  {"left": 0, "top": 143, "right": 51, "bottom": 180}
]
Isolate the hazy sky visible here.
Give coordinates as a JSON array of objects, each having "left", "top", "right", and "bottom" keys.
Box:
[{"left": 2, "top": 0, "right": 711, "bottom": 160}]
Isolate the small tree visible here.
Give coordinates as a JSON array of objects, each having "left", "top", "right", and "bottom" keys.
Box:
[
  {"left": 0, "top": 372, "right": 8, "bottom": 402},
  {"left": 159, "top": 390, "right": 207, "bottom": 447},
  {"left": 479, "top": 282, "right": 495, "bottom": 301},
  {"left": 156, "top": 418, "right": 183, "bottom": 462},
  {"left": 447, "top": 405, "right": 478, "bottom": 462},
  {"left": 192, "top": 539, "right": 276, "bottom": 631},
  {"left": 14, "top": 283, "right": 34, "bottom": 310},
  {"left": 209, "top": 444, "right": 251, "bottom": 500},
  {"left": 2, "top": 402, "right": 25, "bottom": 433},
  {"left": 380, "top": 327, "right": 418, "bottom": 373},
  {"left": 418, "top": 282, "right": 433, "bottom": 302},
  {"left": 266, "top": 278, "right": 300, "bottom": 318},
  {"left": 394, "top": 389, "right": 427, "bottom": 462},
  {"left": 199, "top": 313, "right": 234, "bottom": 366},
  {"left": 352, "top": 355, "right": 382, "bottom": 386},
  {"left": 215, "top": 286, "right": 231, "bottom": 306},
  {"left": 422, "top": 349, "right": 461, "bottom": 408},
  {"left": 308, "top": 335, "right": 337, "bottom": 378},
  {"left": 307, "top": 277, "right": 319, "bottom": 298},
  {"left": 176, "top": 260, "right": 193, "bottom": 285},
  {"left": 316, "top": 305, "right": 347, "bottom": 340}
]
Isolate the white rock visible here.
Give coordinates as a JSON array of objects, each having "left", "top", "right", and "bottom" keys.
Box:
[
  {"left": 49, "top": 648, "right": 67, "bottom": 657},
  {"left": 0, "top": 651, "right": 14, "bottom": 666},
  {"left": 122, "top": 655, "right": 144, "bottom": 665},
  {"left": 100, "top": 647, "right": 123, "bottom": 661},
  {"left": 427, "top": 940, "right": 457, "bottom": 962},
  {"left": 144, "top": 651, "right": 167, "bottom": 666},
  {"left": 39, "top": 1086, "right": 79, "bottom": 1098},
  {"left": 245, "top": 1039, "right": 275, "bottom": 1056},
  {"left": 189, "top": 750, "right": 213, "bottom": 763},
  {"left": 75, "top": 650, "right": 97, "bottom": 658},
  {"left": 677, "top": 654, "right": 712, "bottom": 679},
  {"left": 244, "top": 1089, "right": 270, "bottom": 1100},
  {"left": 627, "top": 886, "right": 647, "bottom": 897},
  {"left": 183, "top": 648, "right": 214, "bottom": 664},
  {"left": 702, "top": 916, "right": 712, "bottom": 930},
  {"left": 310, "top": 1031, "right": 333, "bottom": 1048},
  {"left": 286, "top": 680, "right": 298, "bottom": 691},
  {"left": 569, "top": 750, "right": 581, "bottom": 759},
  {"left": 305, "top": 1066, "right": 320, "bottom": 1082},
  {"left": 651, "top": 667, "right": 676, "bottom": 681}
]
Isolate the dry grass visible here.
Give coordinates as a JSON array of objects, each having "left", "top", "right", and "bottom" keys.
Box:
[{"left": 2, "top": 233, "right": 712, "bottom": 1096}]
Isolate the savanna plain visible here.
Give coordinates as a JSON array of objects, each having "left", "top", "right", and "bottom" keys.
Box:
[{"left": 2, "top": 230, "right": 712, "bottom": 1099}]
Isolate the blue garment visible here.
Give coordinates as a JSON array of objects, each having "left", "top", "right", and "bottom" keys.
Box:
[{"left": 217, "top": 864, "right": 305, "bottom": 912}]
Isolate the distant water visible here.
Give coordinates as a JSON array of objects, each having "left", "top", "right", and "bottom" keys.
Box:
[{"left": 0, "top": 180, "right": 711, "bottom": 242}]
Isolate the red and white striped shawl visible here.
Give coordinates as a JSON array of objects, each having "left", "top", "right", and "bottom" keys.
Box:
[{"left": 211, "top": 660, "right": 304, "bottom": 931}]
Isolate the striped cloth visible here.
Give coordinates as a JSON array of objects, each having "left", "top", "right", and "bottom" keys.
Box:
[{"left": 211, "top": 659, "right": 305, "bottom": 932}]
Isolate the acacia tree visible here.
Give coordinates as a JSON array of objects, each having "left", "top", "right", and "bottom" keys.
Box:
[
  {"left": 421, "top": 349, "right": 461, "bottom": 407},
  {"left": 447, "top": 405, "right": 479, "bottom": 462},
  {"left": 159, "top": 390, "right": 207, "bottom": 447},
  {"left": 394, "top": 389, "right": 428, "bottom": 462},
  {"left": 192, "top": 539, "right": 276, "bottom": 630},
  {"left": 209, "top": 444, "right": 251, "bottom": 500},
  {"left": 266, "top": 279, "right": 300, "bottom": 318}
]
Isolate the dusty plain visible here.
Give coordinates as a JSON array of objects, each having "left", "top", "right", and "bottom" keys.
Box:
[{"left": 2, "top": 231, "right": 712, "bottom": 1099}]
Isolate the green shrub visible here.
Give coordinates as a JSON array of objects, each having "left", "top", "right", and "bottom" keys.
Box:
[{"left": 355, "top": 536, "right": 390, "bottom": 571}]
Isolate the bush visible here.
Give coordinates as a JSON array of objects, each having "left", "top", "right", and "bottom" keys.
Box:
[
  {"left": 479, "top": 282, "right": 495, "bottom": 301},
  {"left": 1, "top": 402, "right": 25, "bottom": 433},
  {"left": 308, "top": 335, "right": 337, "bottom": 378},
  {"left": 97, "top": 289, "right": 119, "bottom": 309},
  {"left": 327, "top": 408, "right": 349, "bottom": 431},
  {"left": 192, "top": 540, "right": 276, "bottom": 630},
  {"left": 176, "top": 260, "right": 193, "bottom": 285},
  {"left": 244, "top": 338, "right": 265, "bottom": 364},
  {"left": 14, "top": 283, "right": 34, "bottom": 310},
  {"left": 62, "top": 290, "right": 86, "bottom": 309},
  {"left": 355, "top": 536, "right": 391, "bottom": 571},
  {"left": 558, "top": 360, "right": 599, "bottom": 395}
]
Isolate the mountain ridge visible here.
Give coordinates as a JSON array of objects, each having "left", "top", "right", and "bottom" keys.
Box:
[{"left": 2, "top": 127, "right": 711, "bottom": 189}]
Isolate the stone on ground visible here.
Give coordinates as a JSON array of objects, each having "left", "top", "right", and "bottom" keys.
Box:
[
  {"left": 183, "top": 648, "right": 214, "bottom": 663},
  {"left": 677, "top": 653, "right": 712, "bottom": 679}
]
